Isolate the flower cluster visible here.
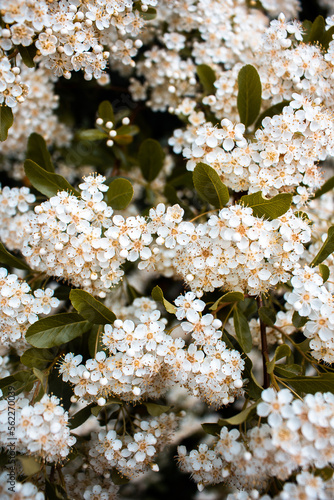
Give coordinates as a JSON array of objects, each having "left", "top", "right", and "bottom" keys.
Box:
[{"left": 0, "top": 393, "right": 76, "bottom": 462}]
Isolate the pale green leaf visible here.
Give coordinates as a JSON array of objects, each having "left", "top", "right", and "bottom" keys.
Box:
[{"left": 151, "top": 285, "right": 177, "bottom": 314}]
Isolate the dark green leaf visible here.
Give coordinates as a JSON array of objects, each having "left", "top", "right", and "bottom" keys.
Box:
[
  {"left": 24, "top": 159, "right": 79, "bottom": 198},
  {"left": 114, "top": 125, "right": 139, "bottom": 146},
  {"left": 193, "top": 162, "right": 229, "bottom": 208},
  {"left": 304, "top": 15, "right": 325, "bottom": 45},
  {"left": 240, "top": 191, "right": 292, "bottom": 220},
  {"left": 237, "top": 64, "right": 262, "bottom": 127},
  {"left": 107, "top": 178, "right": 134, "bottom": 209},
  {"left": 254, "top": 101, "right": 290, "bottom": 130},
  {"left": 284, "top": 373, "right": 334, "bottom": 395},
  {"left": 274, "top": 364, "right": 303, "bottom": 378},
  {"left": 20, "top": 348, "right": 55, "bottom": 370},
  {"left": 292, "top": 311, "right": 308, "bottom": 329},
  {"left": 110, "top": 468, "right": 130, "bottom": 485},
  {"left": 0, "top": 105, "right": 13, "bottom": 142},
  {"left": 88, "top": 325, "right": 104, "bottom": 358},
  {"left": 0, "top": 242, "right": 30, "bottom": 271},
  {"left": 210, "top": 292, "right": 244, "bottom": 311},
  {"left": 233, "top": 304, "right": 252, "bottom": 353},
  {"left": 319, "top": 263, "right": 330, "bottom": 283},
  {"left": 218, "top": 403, "right": 258, "bottom": 426},
  {"left": 311, "top": 226, "right": 334, "bottom": 267},
  {"left": 98, "top": 100, "right": 114, "bottom": 123},
  {"left": 77, "top": 129, "right": 108, "bottom": 141},
  {"left": 27, "top": 133, "right": 54, "bottom": 172},
  {"left": 145, "top": 402, "right": 170, "bottom": 417},
  {"left": 201, "top": 423, "right": 221, "bottom": 436},
  {"left": 313, "top": 175, "right": 334, "bottom": 199},
  {"left": 69, "top": 403, "right": 94, "bottom": 429},
  {"left": 258, "top": 306, "right": 276, "bottom": 327},
  {"left": 314, "top": 467, "right": 334, "bottom": 481},
  {"left": 18, "top": 44, "right": 37, "bottom": 68},
  {"left": 151, "top": 285, "right": 176, "bottom": 314},
  {"left": 138, "top": 138, "right": 165, "bottom": 182},
  {"left": 267, "top": 344, "right": 291, "bottom": 374},
  {"left": 26, "top": 313, "right": 90, "bottom": 348},
  {"left": 70, "top": 289, "right": 116, "bottom": 325},
  {"left": 196, "top": 64, "right": 216, "bottom": 94},
  {"left": 45, "top": 479, "right": 70, "bottom": 500}
]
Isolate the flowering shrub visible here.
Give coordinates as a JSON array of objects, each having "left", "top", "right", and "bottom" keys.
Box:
[{"left": 2, "top": 0, "right": 334, "bottom": 499}]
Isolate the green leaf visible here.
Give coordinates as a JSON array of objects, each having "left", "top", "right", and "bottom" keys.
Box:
[
  {"left": 0, "top": 242, "right": 30, "bottom": 271},
  {"left": 77, "top": 129, "right": 108, "bottom": 141},
  {"left": 91, "top": 397, "right": 121, "bottom": 416},
  {"left": 98, "top": 100, "right": 114, "bottom": 123},
  {"left": 201, "top": 423, "right": 221, "bottom": 436},
  {"left": 114, "top": 125, "right": 140, "bottom": 146},
  {"left": 27, "top": 133, "right": 54, "bottom": 172},
  {"left": 274, "top": 364, "right": 303, "bottom": 378},
  {"left": 196, "top": 64, "right": 216, "bottom": 94},
  {"left": 0, "top": 105, "right": 13, "bottom": 141},
  {"left": 24, "top": 159, "right": 79, "bottom": 198},
  {"left": 88, "top": 325, "right": 104, "bottom": 358},
  {"left": 258, "top": 306, "right": 276, "bottom": 327},
  {"left": 107, "top": 178, "right": 134, "bottom": 209},
  {"left": 237, "top": 64, "right": 262, "bottom": 127},
  {"left": 110, "top": 468, "right": 130, "bottom": 485},
  {"left": 305, "top": 15, "right": 326, "bottom": 45},
  {"left": 284, "top": 373, "right": 334, "bottom": 395},
  {"left": 18, "top": 456, "right": 41, "bottom": 476},
  {"left": 254, "top": 101, "right": 290, "bottom": 130},
  {"left": 145, "top": 402, "right": 170, "bottom": 417},
  {"left": 233, "top": 304, "right": 252, "bottom": 353},
  {"left": 69, "top": 403, "right": 94, "bottom": 429},
  {"left": 70, "top": 289, "right": 116, "bottom": 325},
  {"left": 151, "top": 285, "right": 177, "bottom": 314},
  {"left": 311, "top": 226, "right": 334, "bottom": 267},
  {"left": 218, "top": 403, "right": 258, "bottom": 426},
  {"left": 210, "top": 292, "right": 244, "bottom": 311},
  {"left": 240, "top": 191, "right": 292, "bottom": 220},
  {"left": 292, "top": 311, "right": 308, "bottom": 329},
  {"left": 25, "top": 312, "right": 90, "bottom": 348},
  {"left": 193, "top": 162, "right": 229, "bottom": 208},
  {"left": 20, "top": 348, "right": 55, "bottom": 370},
  {"left": 319, "top": 263, "right": 330, "bottom": 283},
  {"left": 138, "top": 138, "right": 165, "bottom": 182},
  {"left": 18, "top": 44, "right": 37, "bottom": 68},
  {"left": 314, "top": 467, "right": 334, "bottom": 481},
  {"left": 313, "top": 175, "right": 334, "bottom": 199},
  {"left": 267, "top": 344, "right": 291, "bottom": 374}
]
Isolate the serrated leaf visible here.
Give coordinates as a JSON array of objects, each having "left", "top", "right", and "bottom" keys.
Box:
[
  {"left": 107, "top": 178, "right": 134, "bottom": 209},
  {"left": 233, "top": 304, "right": 252, "bottom": 353},
  {"left": 69, "top": 403, "right": 94, "bottom": 429},
  {"left": 196, "top": 64, "right": 216, "bottom": 94},
  {"left": 0, "top": 105, "right": 13, "bottom": 141},
  {"left": 26, "top": 313, "right": 90, "bottom": 348},
  {"left": 77, "top": 129, "right": 108, "bottom": 141},
  {"left": 98, "top": 100, "right": 114, "bottom": 123},
  {"left": 240, "top": 191, "right": 292, "bottom": 220},
  {"left": 237, "top": 64, "right": 262, "bottom": 127},
  {"left": 20, "top": 348, "right": 55, "bottom": 370},
  {"left": 145, "top": 402, "right": 170, "bottom": 417},
  {"left": 193, "top": 162, "right": 229, "bottom": 208},
  {"left": 18, "top": 44, "right": 37, "bottom": 68},
  {"left": 0, "top": 242, "right": 30, "bottom": 271},
  {"left": 311, "top": 226, "right": 334, "bottom": 267},
  {"left": 319, "top": 263, "right": 330, "bottom": 283},
  {"left": 284, "top": 373, "right": 334, "bottom": 395},
  {"left": 313, "top": 175, "right": 334, "bottom": 199},
  {"left": 267, "top": 344, "right": 291, "bottom": 374},
  {"left": 258, "top": 306, "right": 276, "bottom": 327},
  {"left": 254, "top": 101, "right": 290, "bottom": 130},
  {"left": 151, "top": 285, "right": 176, "bottom": 314},
  {"left": 210, "top": 292, "right": 244, "bottom": 311},
  {"left": 138, "top": 138, "right": 165, "bottom": 182},
  {"left": 24, "top": 159, "right": 79, "bottom": 198},
  {"left": 201, "top": 423, "right": 221, "bottom": 436},
  {"left": 218, "top": 403, "right": 258, "bottom": 426},
  {"left": 27, "top": 133, "right": 54, "bottom": 172},
  {"left": 70, "top": 289, "right": 116, "bottom": 325},
  {"left": 292, "top": 311, "right": 308, "bottom": 329}
]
